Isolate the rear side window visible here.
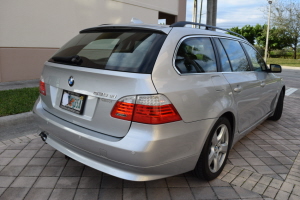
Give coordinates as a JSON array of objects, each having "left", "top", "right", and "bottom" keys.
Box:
[
  {"left": 175, "top": 37, "right": 217, "bottom": 74},
  {"left": 220, "top": 39, "right": 251, "bottom": 72},
  {"left": 49, "top": 31, "right": 167, "bottom": 74},
  {"left": 243, "top": 43, "right": 266, "bottom": 71},
  {"left": 214, "top": 39, "right": 232, "bottom": 72}
]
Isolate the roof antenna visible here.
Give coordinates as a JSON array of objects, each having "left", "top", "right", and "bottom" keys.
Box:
[{"left": 131, "top": 18, "right": 143, "bottom": 24}]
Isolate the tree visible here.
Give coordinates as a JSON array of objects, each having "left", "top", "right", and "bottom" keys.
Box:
[
  {"left": 228, "top": 24, "right": 292, "bottom": 58},
  {"left": 229, "top": 25, "right": 263, "bottom": 45},
  {"left": 270, "top": 1, "right": 300, "bottom": 59}
]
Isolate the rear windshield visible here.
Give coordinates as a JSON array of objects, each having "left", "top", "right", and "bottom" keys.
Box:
[{"left": 49, "top": 30, "right": 167, "bottom": 74}]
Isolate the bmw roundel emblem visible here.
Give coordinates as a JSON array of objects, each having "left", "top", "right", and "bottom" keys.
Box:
[{"left": 68, "top": 76, "right": 74, "bottom": 87}]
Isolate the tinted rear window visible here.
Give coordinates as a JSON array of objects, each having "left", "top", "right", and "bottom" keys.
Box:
[{"left": 49, "top": 31, "right": 167, "bottom": 73}]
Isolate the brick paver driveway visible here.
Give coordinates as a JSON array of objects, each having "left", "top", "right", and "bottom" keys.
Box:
[{"left": 0, "top": 67, "right": 299, "bottom": 200}]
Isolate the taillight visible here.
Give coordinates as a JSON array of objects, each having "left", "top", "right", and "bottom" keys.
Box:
[
  {"left": 111, "top": 94, "right": 182, "bottom": 124},
  {"left": 39, "top": 77, "right": 46, "bottom": 96}
]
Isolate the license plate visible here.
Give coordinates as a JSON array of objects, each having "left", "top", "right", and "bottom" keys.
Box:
[{"left": 60, "top": 90, "right": 87, "bottom": 115}]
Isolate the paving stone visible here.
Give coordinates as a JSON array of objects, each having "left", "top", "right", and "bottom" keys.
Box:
[
  {"left": 209, "top": 178, "right": 230, "bottom": 186},
  {"left": 34, "top": 150, "right": 55, "bottom": 158},
  {"left": 290, "top": 194, "right": 300, "bottom": 200},
  {"left": 0, "top": 157, "right": 13, "bottom": 165},
  {"left": 40, "top": 166, "right": 64, "bottom": 177},
  {"left": 248, "top": 172, "right": 262, "bottom": 182},
  {"left": 252, "top": 183, "right": 267, "bottom": 195},
  {"left": 267, "top": 151, "right": 285, "bottom": 157},
  {"left": 122, "top": 188, "right": 147, "bottom": 200},
  {"left": 258, "top": 176, "right": 272, "bottom": 186},
  {"left": 78, "top": 176, "right": 101, "bottom": 189},
  {"left": 81, "top": 166, "right": 102, "bottom": 177},
  {"left": 253, "top": 165, "right": 275, "bottom": 175},
  {"left": 213, "top": 186, "right": 239, "bottom": 199},
  {"left": 40, "top": 144, "right": 55, "bottom": 150},
  {"left": 49, "top": 189, "right": 76, "bottom": 200},
  {"left": 269, "top": 178, "right": 284, "bottom": 189},
  {"left": 292, "top": 185, "right": 300, "bottom": 196},
  {"left": 0, "top": 166, "right": 24, "bottom": 176},
  {"left": 0, "top": 187, "right": 30, "bottom": 200},
  {"left": 244, "top": 157, "right": 266, "bottom": 165},
  {"left": 276, "top": 156, "right": 294, "bottom": 165},
  {"left": 185, "top": 177, "right": 209, "bottom": 187},
  {"left": 280, "top": 182, "right": 294, "bottom": 193},
  {"left": 269, "top": 165, "right": 290, "bottom": 174},
  {"left": 263, "top": 186, "right": 278, "bottom": 199},
  {"left": 74, "top": 189, "right": 99, "bottom": 200},
  {"left": 230, "top": 166, "right": 243, "bottom": 175},
  {"left": 10, "top": 176, "right": 37, "bottom": 188},
  {"left": 275, "top": 190, "right": 290, "bottom": 200},
  {"left": 52, "top": 151, "right": 65, "bottom": 158},
  {"left": 27, "top": 158, "right": 50, "bottom": 166},
  {"left": 98, "top": 188, "right": 122, "bottom": 200},
  {"left": 221, "top": 173, "right": 236, "bottom": 183},
  {"left": 262, "top": 157, "right": 281, "bottom": 165},
  {"left": 32, "top": 177, "right": 58, "bottom": 188},
  {"left": 229, "top": 158, "right": 249, "bottom": 166},
  {"left": 169, "top": 188, "right": 194, "bottom": 200},
  {"left": 47, "top": 158, "right": 67, "bottom": 166},
  {"left": 55, "top": 177, "right": 80, "bottom": 188},
  {"left": 20, "top": 166, "right": 44, "bottom": 176},
  {"left": 223, "top": 164, "right": 234, "bottom": 172},
  {"left": 145, "top": 179, "right": 167, "bottom": 188},
  {"left": 241, "top": 179, "right": 257, "bottom": 190},
  {"left": 123, "top": 180, "right": 145, "bottom": 188},
  {"left": 146, "top": 188, "right": 171, "bottom": 200},
  {"left": 61, "top": 166, "right": 84, "bottom": 177},
  {"left": 16, "top": 150, "right": 38, "bottom": 158},
  {"left": 165, "top": 177, "right": 189, "bottom": 188},
  {"left": 5, "top": 143, "right": 27, "bottom": 150},
  {"left": 101, "top": 176, "right": 123, "bottom": 188},
  {"left": 66, "top": 159, "right": 85, "bottom": 167},
  {"left": 0, "top": 188, "right": 6, "bottom": 197},
  {"left": 233, "top": 185, "right": 261, "bottom": 198},
  {"left": 252, "top": 150, "right": 272, "bottom": 157},
  {"left": 231, "top": 176, "right": 246, "bottom": 187},
  {"left": 24, "top": 188, "right": 53, "bottom": 200},
  {"left": 0, "top": 176, "right": 15, "bottom": 187},
  {"left": 239, "top": 169, "right": 253, "bottom": 179},
  {"left": 8, "top": 157, "right": 31, "bottom": 166},
  {"left": 0, "top": 150, "right": 20, "bottom": 157}
]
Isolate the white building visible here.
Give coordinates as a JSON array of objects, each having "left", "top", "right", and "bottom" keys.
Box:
[{"left": 0, "top": 0, "right": 186, "bottom": 82}]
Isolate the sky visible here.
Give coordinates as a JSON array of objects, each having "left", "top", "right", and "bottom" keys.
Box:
[{"left": 185, "top": 0, "right": 271, "bottom": 29}]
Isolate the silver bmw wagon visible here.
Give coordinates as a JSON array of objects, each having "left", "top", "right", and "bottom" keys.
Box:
[{"left": 33, "top": 21, "right": 285, "bottom": 181}]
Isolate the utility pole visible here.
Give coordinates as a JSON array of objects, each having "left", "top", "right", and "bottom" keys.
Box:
[
  {"left": 206, "top": 0, "right": 218, "bottom": 29},
  {"left": 199, "top": 0, "right": 204, "bottom": 24},
  {"left": 192, "top": 0, "right": 198, "bottom": 28}
]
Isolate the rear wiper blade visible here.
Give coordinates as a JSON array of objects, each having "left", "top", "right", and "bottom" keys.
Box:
[{"left": 52, "top": 55, "right": 82, "bottom": 65}]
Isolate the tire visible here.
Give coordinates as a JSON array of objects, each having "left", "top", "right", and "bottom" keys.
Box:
[
  {"left": 193, "top": 117, "right": 232, "bottom": 181},
  {"left": 269, "top": 90, "right": 284, "bottom": 121}
]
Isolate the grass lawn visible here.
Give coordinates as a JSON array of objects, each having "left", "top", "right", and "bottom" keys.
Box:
[
  {"left": 0, "top": 87, "right": 39, "bottom": 117},
  {"left": 267, "top": 58, "right": 300, "bottom": 67}
]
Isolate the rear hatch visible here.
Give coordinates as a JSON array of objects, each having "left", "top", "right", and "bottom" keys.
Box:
[{"left": 39, "top": 27, "right": 168, "bottom": 137}]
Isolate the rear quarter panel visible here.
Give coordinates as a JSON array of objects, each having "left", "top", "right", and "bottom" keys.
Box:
[{"left": 151, "top": 29, "right": 237, "bottom": 123}]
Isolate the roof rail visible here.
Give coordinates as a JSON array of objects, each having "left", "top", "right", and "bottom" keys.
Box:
[{"left": 170, "top": 21, "right": 247, "bottom": 41}]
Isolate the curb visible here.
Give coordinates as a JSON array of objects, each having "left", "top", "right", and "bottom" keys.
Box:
[{"left": 0, "top": 111, "right": 34, "bottom": 127}]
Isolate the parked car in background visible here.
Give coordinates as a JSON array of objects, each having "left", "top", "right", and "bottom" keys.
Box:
[{"left": 34, "top": 21, "right": 285, "bottom": 181}]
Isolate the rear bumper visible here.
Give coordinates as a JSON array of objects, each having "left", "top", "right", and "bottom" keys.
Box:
[{"left": 33, "top": 97, "right": 215, "bottom": 181}]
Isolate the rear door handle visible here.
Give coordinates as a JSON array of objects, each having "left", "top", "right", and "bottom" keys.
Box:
[{"left": 234, "top": 86, "right": 242, "bottom": 93}]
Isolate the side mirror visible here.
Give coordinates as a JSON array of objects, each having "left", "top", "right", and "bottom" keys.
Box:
[{"left": 270, "top": 64, "right": 282, "bottom": 73}]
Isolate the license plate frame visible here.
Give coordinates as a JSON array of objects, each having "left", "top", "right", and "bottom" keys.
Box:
[{"left": 59, "top": 90, "right": 87, "bottom": 115}]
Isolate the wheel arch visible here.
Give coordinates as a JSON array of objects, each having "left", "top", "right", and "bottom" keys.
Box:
[{"left": 220, "top": 111, "right": 235, "bottom": 148}]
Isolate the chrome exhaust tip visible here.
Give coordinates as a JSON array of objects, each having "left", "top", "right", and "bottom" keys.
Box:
[{"left": 39, "top": 132, "right": 47, "bottom": 142}]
